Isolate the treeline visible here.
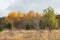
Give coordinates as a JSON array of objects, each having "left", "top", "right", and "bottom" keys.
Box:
[{"left": 0, "top": 7, "right": 60, "bottom": 31}]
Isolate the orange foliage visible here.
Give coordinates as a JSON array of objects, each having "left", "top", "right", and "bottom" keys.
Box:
[
  {"left": 3, "top": 17, "right": 9, "bottom": 23},
  {"left": 8, "top": 12, "right": 16, "bottom": 18},
  {"left": 23, "top": 14, "right": 28, "bottom": 20},
  {"left": 16, "top": 11, "right": 23, "bottom": 21},
  {"left": 4, "top": 11, "right": 41, "bottom": 23},
  {"left": 35, "top": 12, "right": 41, "bottom": 19},
  {"left": 17, "top": 11, "right": 23, "bottom": 18},
  {"left": 23, "top": 11, "right": 34, "bottom": 20},
  {"left": 27, "top": 13, "right": 32, "bottom": 19}
]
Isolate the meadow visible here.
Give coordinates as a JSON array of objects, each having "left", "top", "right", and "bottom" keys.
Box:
[
  {"left": 0, "top": 7, "right": 60, "bottom": 40},
  {"left": 0, "top": 30, "right": 60, "bottom": 40}
]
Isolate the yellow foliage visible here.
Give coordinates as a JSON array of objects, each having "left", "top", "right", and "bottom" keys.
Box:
[
  {"left": 8, "top": 12, "right": 16, "bottom": 18},
  {"left": 4, "top": 17, "right": 9, "bottom": 22},
  {"left": 4, "top": 11, "right": 41, "bottom": 23},
  {"left": 17, "top": 11, "right": 23, "bottom": 17},
  {"left": 23, "top": 14, "right": 28, "bottom": 20},
  {"left": 23, "top": 11, "right": 34, "bottom": 20},
  {"left": 35, "top": 12, "right": 41, "bottom": 19}
]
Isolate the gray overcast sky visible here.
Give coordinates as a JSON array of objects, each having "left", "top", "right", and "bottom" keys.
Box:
[{"left": 0, "top": 0, "right": 60, "bottom": 17}]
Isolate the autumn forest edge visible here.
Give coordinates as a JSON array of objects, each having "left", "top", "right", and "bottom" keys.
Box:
[{"left": 0, "top": 7, "right": 60, "bottom": 31}]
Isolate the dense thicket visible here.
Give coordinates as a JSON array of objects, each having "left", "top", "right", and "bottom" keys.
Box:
[
  {"left": 0, "top": 7, "right": 60, "bottom": 30},
  {"left": 40, "top": 7, "right": 58, "bottom": 30}
]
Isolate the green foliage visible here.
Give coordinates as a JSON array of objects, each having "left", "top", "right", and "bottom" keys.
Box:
[
  {"left": 0, "top": 26, "right": 3, "bottom": 31},
  {"left": 41, "top": 7, "right": 58, "bottom": 30},
  {"left": 0, "top": 17, "right": 4, "bottom": 24},
  {"left": 56, "top": 14, "right": 60, "bottom": 19},
  {"left": 26, "top": 24, "right": 30, "bottom": 30},
  {"left": 7, "top": 22, "right": 13, "bottom": 29},
  {"left": 39, "top": 19, "right": 45, "bottom": 29}
]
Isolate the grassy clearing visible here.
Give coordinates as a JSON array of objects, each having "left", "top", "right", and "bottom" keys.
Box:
[{"left": 0, "top": 30, "right": 60, "bottom": 40}]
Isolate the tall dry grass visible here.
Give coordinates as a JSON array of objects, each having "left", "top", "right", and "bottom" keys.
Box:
[{"left": 0, "top": 30, "right": 60, "bottom": 40}]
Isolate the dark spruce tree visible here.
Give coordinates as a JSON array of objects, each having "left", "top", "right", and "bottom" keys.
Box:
[
  {"left": 26, "top": 24, "right": 30, "bottom": 30},
  {"left": 7, "top": 22, "right": 13, "bottom": 30},
  {"left": 0, "top": 26, "right": 3, "bottom": 31}
]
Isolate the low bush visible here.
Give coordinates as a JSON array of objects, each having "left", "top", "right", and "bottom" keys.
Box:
[
  {"left": 0, "top": 26, "right": 3, "bottom": 31},
  {"left": 7, "top": 22, "right": 13, "bottom": 30},
  {"left": 26, "top": 24, "right": 30, "bottom": 30}
]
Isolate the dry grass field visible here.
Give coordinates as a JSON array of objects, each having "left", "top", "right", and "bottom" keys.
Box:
[{"left": 0, "top": 30, "right": 60, "bottom": 40}]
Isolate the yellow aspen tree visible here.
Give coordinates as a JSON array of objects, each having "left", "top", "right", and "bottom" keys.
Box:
[
  {"left": 8, "top": 12, "right": 16, "bottom": 18},
  {"left": 16, "top": 11, "right": 23, "bottom": 21},
  {"left": 3, "top": 17, "right": 9, "bottom": 23},
  {"left": 17, "top": 11, "right": 23, "bottom": 17},
  {"left": 35, "top": 12, "right": 41, "bottom": 19}
]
